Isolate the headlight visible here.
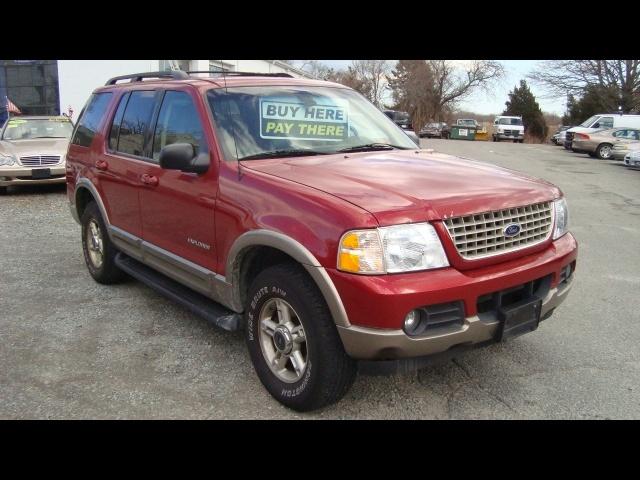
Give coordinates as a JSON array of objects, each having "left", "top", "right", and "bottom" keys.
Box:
[
  {"left": 553, "top": 197, "right": 569, "bottom": 240},
  {"left": 337, "top": 223, "right": 449, "bottom": 274},
  {"left": 0, "top": 152, "right": 17, "bottom": 166}
]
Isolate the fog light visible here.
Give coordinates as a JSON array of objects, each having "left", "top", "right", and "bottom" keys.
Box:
[{"left": 404, "top": 310, "right": 421, "bottom": 333}]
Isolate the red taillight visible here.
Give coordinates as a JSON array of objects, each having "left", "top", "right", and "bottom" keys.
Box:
[{"left": 576, "top": 133, "right": 590, "bottom": 140}]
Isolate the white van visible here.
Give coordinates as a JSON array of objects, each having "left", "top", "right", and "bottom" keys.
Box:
[
  {"left": 492, "top": 116, "right": 525, "bottom": 143},
  {"left": 565, "top": 114, "right": 640, "bottom": 149}
]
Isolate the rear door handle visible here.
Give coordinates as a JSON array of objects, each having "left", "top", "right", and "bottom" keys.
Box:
[
  {"left": 95, "top": 159, "right": 108, "bottom": 171},
  {"left": 141, "top": 174, "right": 159, "bottom": 187}
]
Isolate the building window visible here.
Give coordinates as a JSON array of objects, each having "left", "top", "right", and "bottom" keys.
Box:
[{"left": 0, "top": 60, "right": 60, "bottom": 118}]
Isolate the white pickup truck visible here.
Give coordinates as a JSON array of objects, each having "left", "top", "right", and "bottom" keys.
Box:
[{"left": 492, "top": 116, "right": 525, "bottom": 143}]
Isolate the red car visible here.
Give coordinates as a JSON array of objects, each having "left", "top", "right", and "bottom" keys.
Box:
[{"left": 66, "top": 71, "right": 577, "bottom": 411}]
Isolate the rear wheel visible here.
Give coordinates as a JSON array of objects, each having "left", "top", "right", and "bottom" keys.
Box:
[
  {"left": 81, "top": 201, "right": 125, "bottom": 284},
  {"left": 245, "top": 263, "right": 357, "bottom": 411},
  {"left": 596, "top": 143, "right": 613, "bottom": 159}
]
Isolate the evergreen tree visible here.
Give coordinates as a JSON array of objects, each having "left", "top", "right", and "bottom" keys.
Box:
[
  {"left": 561, "top": 85, "right": 621, "bottom": 125},
  {"left": 503, "top": 80, "right": 548, "bottom": 139}
]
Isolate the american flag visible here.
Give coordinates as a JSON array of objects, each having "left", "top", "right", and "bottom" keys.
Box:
[{"left": 6, "top": 97, "right": 21, "bottom": 114}]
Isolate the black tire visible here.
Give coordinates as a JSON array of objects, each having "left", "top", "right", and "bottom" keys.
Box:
[
  {"left": 493, "top": 135, "right": 498, "bottom": 142},
  {"left": 596, "top": 143, "right": 613, "bottom": 159},
  {"left": 81, "top": 201, "right": 125, "bottom": 284},
  {"left": 0, "top": 186, "right": 7, "bottom": 195},
  {"left": 245, "top": 263, "right": 357, "bottom": 411}
]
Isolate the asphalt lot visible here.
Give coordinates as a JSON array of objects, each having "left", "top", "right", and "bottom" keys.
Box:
[{"left": 1, "top": 139, "right": 639, "bottom": 419}]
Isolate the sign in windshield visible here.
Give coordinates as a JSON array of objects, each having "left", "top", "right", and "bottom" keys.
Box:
[{"left": 260, "top": 99, "right": 349, "bottom": 141}]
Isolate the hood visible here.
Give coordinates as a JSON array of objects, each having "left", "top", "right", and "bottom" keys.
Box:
[
  {"left": 0, "top": 138, "right": 70, "bottom": 158},
  {"left": 567, "top": 126, "right": 595, "bottom": 134},
  {"left": 243, "top": 150, "right": 561, "bottom": 225}
]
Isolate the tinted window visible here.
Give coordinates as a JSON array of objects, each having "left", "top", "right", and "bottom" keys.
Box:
[
  {"left": 108, "top": 92, "right": 130, "bottom": 150},
  {"left": 152, "top": 91, "right": 207, "bottom": 161},
  {"left": 118, "top": 90, "right": 156, "bottom": 157},
  {"left": 71, "top": 92, "right": 113, "bottom": 147}
]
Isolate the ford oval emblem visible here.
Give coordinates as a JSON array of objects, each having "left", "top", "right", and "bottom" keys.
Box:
[{"left": 504, "top": 223, "right": 521, "bottom": 237}]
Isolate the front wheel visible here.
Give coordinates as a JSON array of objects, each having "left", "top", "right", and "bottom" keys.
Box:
[{"left": 245, "top": 263, "right": 357, "bottom": 411}]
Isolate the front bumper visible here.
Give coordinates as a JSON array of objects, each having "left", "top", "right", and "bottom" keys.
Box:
[
  {"left": 339, "top": 276, "right": 573, "bottom": 360},
  {"left": 496, "top": 131, "right": 524, "bottom": 140},
  {"left": 0, "top": 165, "right": 66, "bottom": 186},
  {"left": 332, "top": 233, "right": 577, "bottom": 360},
  {"left": 624, "top": 156, "right": 640, "bottom": 168}
]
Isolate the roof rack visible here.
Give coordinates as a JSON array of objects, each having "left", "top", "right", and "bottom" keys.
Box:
[
  {"left": 187, "top": 71, "right": 293, "bottom": 78},
  {"left": 105, "top": 71, "right": 190, "bottom": 86}
]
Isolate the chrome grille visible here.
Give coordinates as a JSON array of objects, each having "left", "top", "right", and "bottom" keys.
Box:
[
  {"left": 443, "top": 202, "right": 553, "bottom": 260},
  {"left": 20, "top": 155, "right": 61, "bottom": 166}
]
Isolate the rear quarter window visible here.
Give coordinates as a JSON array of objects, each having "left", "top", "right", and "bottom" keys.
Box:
[{"left": 71, "top": 92, "right": 113, "bottom": 147}]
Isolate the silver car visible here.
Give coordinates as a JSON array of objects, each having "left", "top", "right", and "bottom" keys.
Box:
[{"left": 0, "top": 116, "right": 74, "bottom": 194}]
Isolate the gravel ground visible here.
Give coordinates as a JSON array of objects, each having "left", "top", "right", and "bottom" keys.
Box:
[{"left": 1, "top": 139, "right": 639, "bottom": 419}]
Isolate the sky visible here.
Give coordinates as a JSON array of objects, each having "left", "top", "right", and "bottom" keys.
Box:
[{"left": 315, "top": 60, "right": 566, "bottom": 116}]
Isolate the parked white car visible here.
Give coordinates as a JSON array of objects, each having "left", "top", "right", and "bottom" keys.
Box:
[
  {"left": 564, "top": 114, "right": 640, "bottom": 150},
  {"left": 492, "top": 116, "right": 524, "bottom": 143},
  {"left": 623, "top": 149, "right": 640, "bottom": 169}
]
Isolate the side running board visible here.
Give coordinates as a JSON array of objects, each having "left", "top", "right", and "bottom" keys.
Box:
[{"left": 115, "top": 252, "right": 242, "bottom": 331}]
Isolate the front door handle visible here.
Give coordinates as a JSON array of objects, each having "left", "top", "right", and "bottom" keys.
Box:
[
  {"left": 141, "top": 174, "right": 159, "bottom": 187},
  {"left": 95, "top": 159, "right": 108, "bottom": 171}
]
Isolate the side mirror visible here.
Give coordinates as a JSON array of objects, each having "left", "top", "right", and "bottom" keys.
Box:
[{"left": 159, "top": 143, "right": 209, "bottom": 174}]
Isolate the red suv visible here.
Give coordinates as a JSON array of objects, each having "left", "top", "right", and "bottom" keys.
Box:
[{"left": 66, "top": 71, "right": 577, "bottom": 411}]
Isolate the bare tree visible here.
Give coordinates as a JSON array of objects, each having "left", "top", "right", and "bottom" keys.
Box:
[
  {"left": 388, "top": 60, "right": 435, "bottom": 130},
  {"left": 350, "top": 60, "right": 392, "bottom": 107},
  {"left": 528, "top": 60, "right": 640, "bottom": 113},
  {"left": 427, "top": 60, "right": 505, "bottom": 120},
  {"left": 289, "top": 60, "right": 334, "bottom": 80},
  {"left": 326, "top": 68, "right": 371, "bottom": 98}
]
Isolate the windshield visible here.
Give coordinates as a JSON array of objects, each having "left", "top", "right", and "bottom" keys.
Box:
[
  {"left": 498, "top": 117, "right": 523, "bottom": 126},
  {"left": 425, "top": 123, "right": 440, "bottom": 128},
  {"left": 458, "top": 119, "right": 476, "bottom": 126},
  {"left": 207, "top": 86, "right": 417, "bottom": 161},
  {"left": 579, "top": 115, "right": 599, "bottom": 128},
  {"left": 2, "top": 118, "right": 74, "bottom": 140}
]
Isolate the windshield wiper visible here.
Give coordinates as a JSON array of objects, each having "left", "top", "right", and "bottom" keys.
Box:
[
  {"left": 238, "top": 149, "right": 329, "bottom": 161},
  {"left": 30, "top": 136, "right": 68, "bottom": 139},
  {"left": 337, "top": 143, "right": 411, "bottom": 153}
]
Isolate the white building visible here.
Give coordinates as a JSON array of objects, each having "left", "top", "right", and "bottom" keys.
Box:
[
  {"left": 0, "top": 60, "right": 315, "bottom": 124},
  {"left": 57, "top": 60, "right": 314, "bottom": 119}
]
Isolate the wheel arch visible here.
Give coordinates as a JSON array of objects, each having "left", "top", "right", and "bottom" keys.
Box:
[
  {"left": 227, "top": 230, "right": 350, "bottom": 327},
  {"left": 73, "top": 178, "right": 111, "bottom": 229}
]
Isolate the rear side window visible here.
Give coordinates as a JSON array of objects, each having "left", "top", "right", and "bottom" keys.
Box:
[
  {"left": 117, "top": 90, "right": 156, "bottom": 157},
  {"left": 71, "top": 92, "right": 113, "bottom": 147},
  {"left": 108, "top": 92, "right": 130, "bottom": 150},
  {"left": 152, "top": 91, "right": 207, "bottom": 161}
]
